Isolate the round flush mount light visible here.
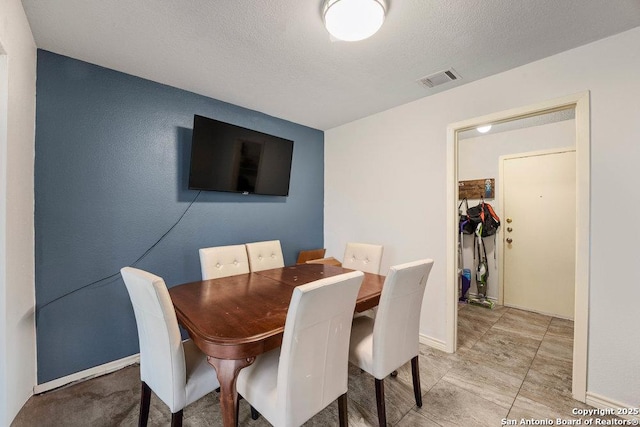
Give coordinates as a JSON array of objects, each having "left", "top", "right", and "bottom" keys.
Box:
[
  {"left": 323, "top": 0, "right": 387, "bottom": 42},
  {"left": 477, "top": 125, "right": 492, "bottom": 133}
]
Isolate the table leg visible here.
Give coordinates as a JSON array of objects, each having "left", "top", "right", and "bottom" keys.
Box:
[{"left": 207, "top": 356, "right": 255, "bottom": 427}]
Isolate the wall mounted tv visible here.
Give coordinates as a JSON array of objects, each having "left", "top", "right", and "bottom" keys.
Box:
[{"left": 188, "top": 115, "right": 294, "bottom": 196}]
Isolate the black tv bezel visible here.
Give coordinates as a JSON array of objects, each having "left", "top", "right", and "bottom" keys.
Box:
[{"left": 188, "top": 115, "right": 294, "bottom": 196}]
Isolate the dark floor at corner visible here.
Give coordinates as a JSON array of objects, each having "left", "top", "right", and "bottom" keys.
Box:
[{"left": 13, "top": 304, "right": 616, "bottom": 426}]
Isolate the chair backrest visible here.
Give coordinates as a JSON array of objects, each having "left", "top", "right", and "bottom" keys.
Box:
[
  {"left": 296, "top": 248, "right": 326, "bottom": 264},
  {"left": 371, "top": 259, "right": 434, "bottom": 378},
  {"left": 246, "top": 240, "right": 285, "bottom": 272},
  {"left": 120, "top": 267, "right": 187, "bottom": 412},
  {"left": 199, "top": 244, "right": 250, "bottom": 280},
  {"left": 342, "top": 242, "right": 384, "bottom": 274},
  {"left": 276, "top": 271, "right": 364, "bottom": 427}
]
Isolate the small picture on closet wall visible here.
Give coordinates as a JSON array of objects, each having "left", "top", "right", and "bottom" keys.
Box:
[{"left": 458, "top": 178, "right": 495, "bottom": 199}]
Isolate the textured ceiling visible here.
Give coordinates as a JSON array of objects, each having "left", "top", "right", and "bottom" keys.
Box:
[
  {"left": 458, "top": 108, "right": 575, "bottom": 140},
  {"left": 21, "top": 0, "right": 640, "bottom": 130}
]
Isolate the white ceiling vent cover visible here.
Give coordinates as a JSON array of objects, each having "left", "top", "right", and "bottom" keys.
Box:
[{"left": 418, "top": 69, "right": 461, "bottom": 88}]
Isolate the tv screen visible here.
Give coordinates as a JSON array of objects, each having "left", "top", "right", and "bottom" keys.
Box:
[{"left": 188, "top": 115, "right": 294, "bottom": 196}]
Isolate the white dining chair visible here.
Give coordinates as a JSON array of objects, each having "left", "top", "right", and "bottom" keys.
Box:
[
  {"left": 236, "top": 270, "right": 365, "bottom": 427},
  {"left": 199, "top": 244, "right": 249, "bottom": 280},
  {"left": 343, "top": 242, "right": 384, "bottom": 319},
  {"left": 120, "top": 267, "right": 220, "bottom": 427},
  {"left": 342, "top": 242, "right": 384, "bottom": 274},
  {"left": 348, "top": 259, "right": 434, "bottom": 427},
  {"left": 245, "top": 239, "right": 285, "bottom": 272}
]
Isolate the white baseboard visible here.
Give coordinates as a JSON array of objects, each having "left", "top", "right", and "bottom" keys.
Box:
[
  {"left": 585, "top": 391, "right": 640, "bottom": 421},
  {"left": 34, "top": 353, "right": 140, "bottom": 394},
  {"left": 502, "top": 302, "right": 573, "bottom": 320},
  {"left": 419, "top": 333, "right": 447, "bottom": 352}
]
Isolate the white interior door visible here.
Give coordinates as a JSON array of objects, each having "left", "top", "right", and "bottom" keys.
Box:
[{"left": 501, "top": 149, "right": 576, "bottom": 319}]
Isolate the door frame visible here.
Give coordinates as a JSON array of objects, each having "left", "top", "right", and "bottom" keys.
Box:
[
  {"left": 498, "top": 146, "right": 576, "bottom": 311},
  {"left": 445, "top": 92, "right": 590, "bottom": 402}
]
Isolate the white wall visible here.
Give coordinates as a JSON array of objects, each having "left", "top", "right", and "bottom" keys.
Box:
[
  {"left": 0, "top": 0, "right": 37, "bottom": 424},
  {"left": 325, "top": 27, "right": 640, "bottom": 407},
  {"left": 458, "top": 120, "right": 575, "bottom": 300}
]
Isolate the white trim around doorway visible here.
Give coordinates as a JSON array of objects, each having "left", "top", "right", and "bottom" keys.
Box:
[{"left": 445, "top": 91, "right": 590, "bottom": 403}]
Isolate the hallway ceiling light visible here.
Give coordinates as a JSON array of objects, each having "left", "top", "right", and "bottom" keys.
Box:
[
  {"left": 477, "top": 125, "right": 492, "bottom": 133},
  {"left": 323, "top": 0, "right": 387, "bottom": 42}
]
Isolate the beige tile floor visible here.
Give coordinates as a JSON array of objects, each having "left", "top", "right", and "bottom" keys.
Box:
[{"left": 13, "top": 304, "right": 613, "bottom": 426}]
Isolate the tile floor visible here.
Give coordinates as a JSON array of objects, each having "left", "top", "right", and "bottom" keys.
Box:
[{"left": 13, "top": 304, "right": 613, "bottom": 426}]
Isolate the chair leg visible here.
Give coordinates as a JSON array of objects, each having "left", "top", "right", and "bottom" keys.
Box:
[
  {"left": 171, "top": 410, "right": 183, "bottom": 427},
  {"left": 375, "top": 378, "right": 387, "bottom": 427},
  {"left": 139, "top": 382, "right": 151, "bottom": 427},
  {"left": 236, "top": 393, "right": 259, "bottom": 423},
  {"left": 411, "top": 356, "right": 422, "bottom": 408},
  {"left": 250, "top": 405, "right": 260, "bottom": 420},
  {"left": 338, "top": 392, "right": 348, "bottom": 427},
  {"left": 235, "top": 397, "right": 240, "bottom": 427}
]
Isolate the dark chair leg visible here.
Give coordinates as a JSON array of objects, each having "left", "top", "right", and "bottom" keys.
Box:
[
  {"left": 139, "top": 382, "right": 151, "bottom": 427},
  {"left": 411, "top": 356, "right": 422, "bottom": 408},
  {"left": 250, "top": 405, "right": 260, "bottom": 420},
  {"left": 235, "top": 396, "right": 240, "bottom": 427},
  {"left": 237, "top": 393, "right": 259, "bottom": 423},
  {"left": 338, "top": 392, "right": 348, "bottom": 427},
  {"left": 375, "top": 378, "right": 387, "bottom": 427},
  {"left": 171, "top": 410, "right": 183, "bottom": 427}
]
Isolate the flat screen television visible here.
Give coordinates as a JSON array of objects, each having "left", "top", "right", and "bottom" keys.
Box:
[{"left": 188, "top": 115, "right": 294, "bottom": 196}]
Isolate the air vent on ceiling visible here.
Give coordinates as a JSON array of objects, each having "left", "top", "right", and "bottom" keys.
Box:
[{"left": 417, "top": 68, "right": 461, "bottom": 88}]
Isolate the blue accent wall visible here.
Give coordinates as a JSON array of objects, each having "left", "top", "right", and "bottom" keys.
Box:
[{"left": 34, "top": 50, "right": 324, "bottom": 383}]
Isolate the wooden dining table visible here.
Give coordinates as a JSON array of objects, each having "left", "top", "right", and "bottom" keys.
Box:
[{"left": 168, "top": 263, "right": 385, "bottom": 427}]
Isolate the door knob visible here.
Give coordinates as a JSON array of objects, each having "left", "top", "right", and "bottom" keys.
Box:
[
  {"left": 506, "top": 238, "right": 513, "bottom": 244},
  {"left": 507, "top": 227, "right": 513, "bottom": 232},
  {"left": 506, "top": 218, "right": 512, "bottom": 223}
]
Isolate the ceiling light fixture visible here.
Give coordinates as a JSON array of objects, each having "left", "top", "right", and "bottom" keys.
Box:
[
  {"left": 323, "top": 0, "right": 387, "bottom": 42},
  {"left": 477, "top": 125, "right": 492, "bottom": 133}
]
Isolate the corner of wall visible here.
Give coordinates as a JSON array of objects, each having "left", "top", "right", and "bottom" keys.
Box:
[{"left": 0, "top": 0, "right": 38, "bottom": 424}]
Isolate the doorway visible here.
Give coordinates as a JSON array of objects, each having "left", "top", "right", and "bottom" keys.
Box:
[{"left": 445, "top": 92, "right": 590, "bottom": 402}]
